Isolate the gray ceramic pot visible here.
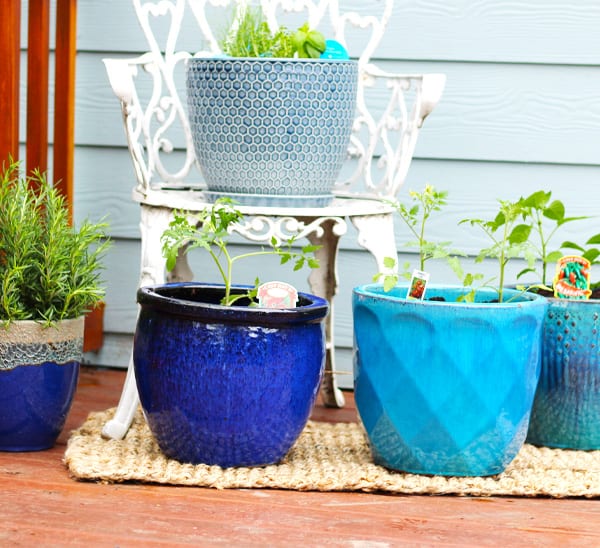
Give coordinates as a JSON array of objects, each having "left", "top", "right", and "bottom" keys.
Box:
[{"left": 186, "top": 57, "right": 358, "bottom": 206}]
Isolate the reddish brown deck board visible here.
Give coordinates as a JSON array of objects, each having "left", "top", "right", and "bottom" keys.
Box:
[{"left": 0, "top": 367, "right": 599, "bottom": 546}]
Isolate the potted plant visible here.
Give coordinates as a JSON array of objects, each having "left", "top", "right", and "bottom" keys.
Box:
[
  {"left": 0, "top": 160, "right": 110, "bottom": 451},
  {"left": 516, "top": 190, "right": 600, "bottom": 449},
  {"left": 132, "top": 198, "right": 328, "bottom": 467},
  {"left": 352, "top": 186, "right": 548, "bottom": 476},
  {"left": 186, "top": 5, "right": 358, "bottom": 206}
]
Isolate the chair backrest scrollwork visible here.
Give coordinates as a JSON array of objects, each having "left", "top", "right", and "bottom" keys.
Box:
[{"left": 106, "top": 0, "right": 444, "bottom": 199}]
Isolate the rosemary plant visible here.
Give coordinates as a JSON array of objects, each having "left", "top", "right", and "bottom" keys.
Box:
[
  {"left": 0, "top": 160, "right": 110, "bottom": 326},
  {"left": 220, "top": 5, "right": 325, "bottom": 58}
]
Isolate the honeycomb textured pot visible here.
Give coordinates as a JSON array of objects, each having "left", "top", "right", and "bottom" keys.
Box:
[
  {"left": 133, "top": 283, "right": 328, "bottom": 467},
  {"left": 352, "top": 285, "right": 548, "bottom": 476},
  {"left": 527, "top": 298, "right": 600, "bottom": 449},
  {"left": 186, "top": 58, "right": 358, "bottom": 206}
]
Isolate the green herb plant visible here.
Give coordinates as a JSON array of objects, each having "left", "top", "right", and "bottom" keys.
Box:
[
  {"left": 0, "top": 159, "right": 110, "bottom": 327},
  {"left": 220, "top": 6, "right": 326, "bottom": 58},
  {"left": 161, "top": 198, "right": 320, "bottom": 306},
  {"left": 461, "top": 198, "right": 535, "bottom": 303},
  {"left": 518, "top": 190, "right": 599, "bottom": 286},
  {"left": 374, "top": 185, "right": 483, "bottom": 298}
]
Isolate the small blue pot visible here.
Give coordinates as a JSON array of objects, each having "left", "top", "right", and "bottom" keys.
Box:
[
  {"left": 527, "top": 297, "right": 600, "bottom": 449},
  {"left": 133, "top": 283, "right": 328, "bottom": 467},
  {"left": 352, "top": 284, "right": 548, "bottom": 476},
  {"left": 0, "top": 318, "right": 82, "bottom": 451},
  {"left": 186, "top": 58, "right": 358, "bottom": 207}
]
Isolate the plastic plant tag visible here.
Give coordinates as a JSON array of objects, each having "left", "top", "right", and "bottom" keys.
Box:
[
  {"left": 407, "top": 270, "right": 430, "bottom": 300},
  {"left": 553, "top": 255, "right": 592, "bottom": 299},
  {"left": 257, "top": 281, "right": 299, "bottom": 309}
]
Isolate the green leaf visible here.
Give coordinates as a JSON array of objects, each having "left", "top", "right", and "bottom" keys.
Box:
[
  {"left": 301, "top": 244, "right": 321, "bottom": 254},
  {"left": 561, "top": 240, "right": 584, "bottom": 252},
  {"left": 522, "top": 190, "right": 550, "bottom": 209},
  {"left": 383, "top": 256, "right": 396, "bottom": 269},
  {"left": 583, "top": 248, "right": 600, "bottom": 263},
  {"left": 543, "top": 200, "right": 565, "bottom": 221},
  {"left": 383, "top": 275, "right": 397, "bottom": 292},
  {"left": 545, "top": 250, "right": 563, "bottom": 264},
  {"left": 586, "top": 233, "right": 600, "bottom": 245},
  {"left": 508, "top": 224, "right": 532, "bottom": 244},
  {"left": 516, "top": 267, "right": 535, "bottom": 279}
]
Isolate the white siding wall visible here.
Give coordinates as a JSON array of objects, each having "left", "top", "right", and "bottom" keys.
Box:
[{"left": 24, "top": 1, "right": 600, "bottom": 384}]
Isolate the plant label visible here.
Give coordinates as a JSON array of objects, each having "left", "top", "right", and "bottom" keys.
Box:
[
  {"left": 407, "top": 270, "right": 430, "bottom": 300},
  {"left": 553, "top": 256, "right": 591, "bottom": 299},
  {"left": 257, "top": 281, "right": 299, "bottom": 308}
]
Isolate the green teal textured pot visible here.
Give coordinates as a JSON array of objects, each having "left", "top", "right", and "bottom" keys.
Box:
[
  {"left": 352, "top": 285, "right": 548, "bottom": 476},
  {"left": 527, "top": 297, "right": 600, "bottom": 449}
]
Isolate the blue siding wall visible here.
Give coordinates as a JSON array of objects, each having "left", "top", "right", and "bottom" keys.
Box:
[{"left": 26, "top": 1, "right": 599, "bottom": 383}]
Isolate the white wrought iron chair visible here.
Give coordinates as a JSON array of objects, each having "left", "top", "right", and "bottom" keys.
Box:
[{"left": 101, "top": 0, "right": 446, "bottom": 439}]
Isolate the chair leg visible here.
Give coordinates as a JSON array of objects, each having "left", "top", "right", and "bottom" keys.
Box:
[
  {"left": 351, "top": 213, "right": 398, "bottom": 273},
  {"left": 102, "top": 205, "right": 176, "bottom": 440},
  {"left": 101, "top": 356, "right": 140, "bottom": 439},
  {"left": 303, "top": 217, "right": 346, "bottom": 408}
]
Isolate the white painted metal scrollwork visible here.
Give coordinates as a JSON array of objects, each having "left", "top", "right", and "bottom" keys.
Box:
[{"left": 230, "top": 215, "right": 347, "bottom": 244}]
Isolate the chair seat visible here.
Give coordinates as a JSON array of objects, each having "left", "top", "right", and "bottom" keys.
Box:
[{"left": 134, "top": 186, "right": 396, "bottom": 217}]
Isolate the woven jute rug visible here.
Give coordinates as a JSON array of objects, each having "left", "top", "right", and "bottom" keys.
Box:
[{"left": 64, "top": 408, "right": 600, "bottom": 498}]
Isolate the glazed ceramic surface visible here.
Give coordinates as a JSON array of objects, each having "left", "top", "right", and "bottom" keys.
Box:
[
  {"left": 0, "top": 318, "right": 83, "bottom": 451},
  {"left": 352, "top": 285, "right": 548, "bottom": 476},
  {"left": 133, "top": 283, "right": 328, "bottom": 467},
  {"left": 527, "top": 298, "right": 600, "bottom": 449},
  {"left": 186, "top": 58, "right": 358, "bottom": 206}
]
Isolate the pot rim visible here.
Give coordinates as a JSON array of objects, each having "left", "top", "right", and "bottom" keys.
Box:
[
  {"left": 186, "top": 56, "right": 357, "bottom": 65},
  {"left": 0, "top": 316, "right": 85, "bottom": 343},
  {"left": 137, "top": 282, "right": 329, "bottom": 325},
  {"left": 353, "top": 283, "right": 548, "bottom": 309}
]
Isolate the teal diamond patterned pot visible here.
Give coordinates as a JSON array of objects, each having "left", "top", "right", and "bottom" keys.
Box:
[
  {"left": 526, "top": 297, "right": 600, "bottom": 449},
  {"left": 186, "top": 57, "right": 358, "bottom": 207},
  {"left": 352, "top": 284, "right": 548, "bottom": 477}
]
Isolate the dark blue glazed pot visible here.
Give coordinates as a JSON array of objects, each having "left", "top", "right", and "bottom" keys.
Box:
[
  {"left": 0, "top": 318, "right": 83, "bottom": 451},
  {"left": 186, "top": 58, "right": 358, "bottom": 207},
  {"left": 352, "top": 284, "right": 548, "bottom": 477},
  {"left": 527, "top": 297, "right": 600, "bottom": 449},
  {"left": 133, "top": 283, "right": 328, "bottom": 467}
]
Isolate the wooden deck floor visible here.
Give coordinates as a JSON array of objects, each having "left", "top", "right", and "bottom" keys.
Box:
[{"left": 0, "top": 367, "right": 598, "bottom": 547}]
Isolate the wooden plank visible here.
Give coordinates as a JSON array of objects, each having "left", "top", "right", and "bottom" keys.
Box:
[
  {"left": 0, "top": 0, "right": 21, "bottom": 163},
  {"left": 0, "top": 367, "right": 599, "bottom": 546},
  {"left": 53, "top": 0, "right": 77, "bottom": 221},
  {"left": 26, "top": 0, "right": 50, "bottom": 176}
]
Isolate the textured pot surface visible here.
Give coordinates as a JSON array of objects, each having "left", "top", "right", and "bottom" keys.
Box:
[
  {"left": 186, "top": 58, "right": 358, "bottom": 206},
  {"left": 133, "top": 283, "right": 328, "bottom": 467},
  {"left": 352, "top": 285, "right": 548, "bottom": 476},
  {"left": 0, "top": 317, "right": 83, "bottom": 451},
  {"left": 527, "top": 297, "right": 600, "bottom": 449}
]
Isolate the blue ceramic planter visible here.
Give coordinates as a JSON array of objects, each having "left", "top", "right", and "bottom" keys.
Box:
[
  {"left": 527, "top": 298, "right": 600, "bottom": 449},
  {"left": 186, "top": 58, "right": 358, "bottom": 207},
  {"left": 352, "top": 285, "right": 548, "bottom": 476},
  {"left": 0, "top": 318, "right": 83, "bottom": 451},
  {"left": 133, "top": 283, "right": 328, "bottom": 467}
]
